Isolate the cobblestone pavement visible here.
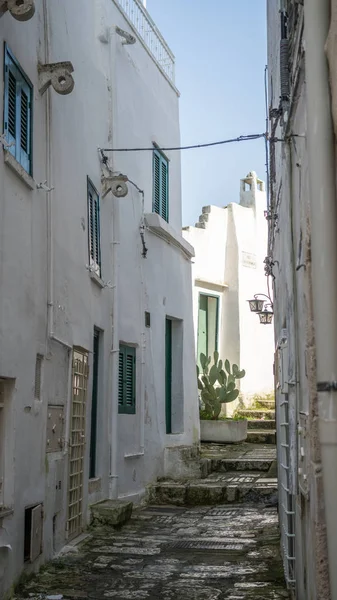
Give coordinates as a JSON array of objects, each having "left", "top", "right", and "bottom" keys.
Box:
[
  {"left": 16, "top": 504, "right": 289, "bottom": 600},
  {"left": 200, "top": 442, "right": 277, "bottom": 461}
]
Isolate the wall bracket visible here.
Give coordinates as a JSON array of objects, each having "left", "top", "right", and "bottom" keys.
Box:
[
  {"left": 0, "top": 0, "right": 35, "bottom": 21},
  {"left": 38, "top": 61, "right": 75, "bottom": 96}
]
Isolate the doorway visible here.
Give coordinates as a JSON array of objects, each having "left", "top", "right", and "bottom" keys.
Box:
[{"left": 67, "top": 348, "right": 88, "bottom": 540}]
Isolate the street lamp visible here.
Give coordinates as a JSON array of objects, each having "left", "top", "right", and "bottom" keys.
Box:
[
  {"left": 258, "top": 309, "right": 273, "bottom": 325},
  {"left": 247, "top": 293, "right": 273, "bottom": 325}
]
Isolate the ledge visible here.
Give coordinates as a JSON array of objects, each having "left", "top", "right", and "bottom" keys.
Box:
[
  {"left": 124, "top": 452, "right": 144, "bottom": 459},
  {"left": 4, "top": 150, "right": 35, "bottom": 190},
  {"left": 195, "top": 278, "right": 229, "bottom": 291},
  {"left": 144, "top": 213, "right": 195, "bottom": 260},
  {"left": 89, "top": 270, "right": 105, "bottom": 289}
]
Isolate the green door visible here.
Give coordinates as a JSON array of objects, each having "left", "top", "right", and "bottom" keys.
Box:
[
  {"left": 197, "top": 294, "right": 219, "bottom": 365},
  {"left": 165, "top": 318, "right": 172, "bottom": 434},
  {"left": 89, "top": 329, "right": 99, "bottom": 479},
  {"left": 197, "top": 294, "right": 208, "bottom": 365}
]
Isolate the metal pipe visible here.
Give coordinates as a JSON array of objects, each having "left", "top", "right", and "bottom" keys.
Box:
[
  {"left": 304, "top": 0, "right": 337, "bottom": 597},
  {"left": 44, "top": 0, "right": 71, "bottom": 354},
  {"left": 108, "top": 28, "right": 119, "bottom": 499}
]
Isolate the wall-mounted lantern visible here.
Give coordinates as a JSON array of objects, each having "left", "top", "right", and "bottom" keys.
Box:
[
  {"left": 247, "top": 293, "right": 273, "bottom": 325},
  {"left": 258, "top": 310, "right": 274, "bottom": 325}
]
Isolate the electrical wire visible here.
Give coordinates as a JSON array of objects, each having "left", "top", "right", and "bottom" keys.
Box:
[{"left": 99, "top": 133, "right": 265, "bottom": 153}]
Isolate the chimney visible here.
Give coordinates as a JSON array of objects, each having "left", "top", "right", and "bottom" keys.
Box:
[{"left": 239, "top": 171, "right": 265, "bottom": 211}]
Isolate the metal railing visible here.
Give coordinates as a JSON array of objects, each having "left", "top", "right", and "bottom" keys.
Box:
[{"left": 115, "top": 0, "right": 175, "bottom": 83}]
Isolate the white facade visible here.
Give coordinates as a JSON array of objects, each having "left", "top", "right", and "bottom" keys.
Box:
[
  {"left": 267, "top": 1, "right": 332, "bottom": 598},
  {"left": 0, "top": 1, "right": 198, "bottom": 596},
  {"left": 183, "top": 172, "right": 274, "bottom": 405}
]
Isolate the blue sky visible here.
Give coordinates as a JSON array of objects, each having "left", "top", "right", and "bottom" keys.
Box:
[{"left": 147, "top": 0, "right": 267, "bottom": 226}]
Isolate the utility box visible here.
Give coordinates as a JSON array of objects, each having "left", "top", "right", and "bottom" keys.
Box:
[{"left": 46, "top": 406, "right": 64, "bottom": 453}]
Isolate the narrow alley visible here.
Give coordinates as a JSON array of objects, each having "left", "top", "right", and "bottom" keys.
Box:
[{"left": 15, "top": 443, "right": 289, "bottom": 600}]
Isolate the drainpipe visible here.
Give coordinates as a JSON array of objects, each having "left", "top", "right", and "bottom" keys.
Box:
[
  {"left": 44, "top": 0, "right": 72, "bottom": 352},
  {"left": 108, "top": 191, "right": 120, "bottom": 498},
  {"left": 304, "top": 1, "right": 337, "bottom": 597},
  {"left": 108, "top": 28, "right": 119, "bottom": 499}
]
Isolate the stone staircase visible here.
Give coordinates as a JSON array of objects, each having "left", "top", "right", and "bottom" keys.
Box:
[
  {"left": 237, "top": 399, "right": 276, "bottom": 445},
  {"left": 148, "top": 441, "right": 278, "bottom": 508}
]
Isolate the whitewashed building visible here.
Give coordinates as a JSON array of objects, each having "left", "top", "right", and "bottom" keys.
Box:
[
  {"left": 183, "top": 172, "right": 274, "bottom": 406},
  {"left": 0, "top": 0, "right": 198, "bottom": 596},
  {"left": 267, "top": 1, "right": 337, "bottom": 598}
]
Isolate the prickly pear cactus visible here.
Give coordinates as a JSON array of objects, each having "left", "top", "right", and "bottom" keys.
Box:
[{"left": 197, "top": 352, "right": 246, "bottom": 420}]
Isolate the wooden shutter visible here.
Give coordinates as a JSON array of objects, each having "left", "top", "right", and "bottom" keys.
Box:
[
  {"left": 161, "top": 158, "right": 168, "bottom": 222},
  {"left": 118, "top": 351, "right": 124, "bottom": 407},
  {"left": 4, "top": 45, "right": 32, "bottom": 174},
  {"left": 87, "top": 179, "right": 101, "bottom": 277},
  {"left": 118, "top": 345, "right": 136, "bottom": 414},
  {"left": 153, "top": 151, "right": 161, "bottom": 215},
  {"left": 7, "top": 69, "right": 17, "bottom": 141},
  {"left": 153, "top": 149, "right": 169, "bottom": 221}
]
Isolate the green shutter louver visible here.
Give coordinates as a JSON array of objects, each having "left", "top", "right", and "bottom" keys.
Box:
[
  {"left": 153, "top": 151, "right": 161, "bottom": 215},
  {"left": 87, "top": 179, "right": 101, "bottom": 278},
  {"left": 161, "top": 159, "right": 168, "bottom": 222},
  {"left": 153, "top": 148, "right": 169, "bottom": 222},
  {"left": 8, "top": 70, "right": 16, "bottom": 139},
  {"left": 4, "top": 44, "right": 33, "bottom": 175},
  {"left": 118, "top": 352, "right": 124, "bottom": 406},
  {"left": 20, "top": 89, "right": 28, "bottom": 153},
  {"left": 118, "top": 345, "right": 136, "bottom": 414}
]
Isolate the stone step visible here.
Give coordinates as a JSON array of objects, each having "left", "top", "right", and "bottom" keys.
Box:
[
  {"left": 247, "top": 430, "right": 276, "bottom": 444},
  {"left": 149, "top": 473, "right": 278, "bottom": 507},
  {"left": 237, "top": 409, "right": 275, "bottom": 420},
  {"left": 211, "top": 457, "right": 273, "bottom": 472},
  {"left": 90, "top": 499, "right": 133, "bottom": 527},
  {"left": 247, "top": 419, "right": 276, "bottom": 430},
  {"left": 254, "top": 399, "right": 275, "bottom": 409}
]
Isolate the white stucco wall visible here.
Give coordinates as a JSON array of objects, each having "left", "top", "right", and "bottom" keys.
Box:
[
  {"left": 183, "top": 173, "right": 274, "bottom": 404},
  {"left": 0, "top": 1, "right": 198, "bottom": 596},
  {"left": 267, "top": 2, "right": 330, "bottom": 597}
]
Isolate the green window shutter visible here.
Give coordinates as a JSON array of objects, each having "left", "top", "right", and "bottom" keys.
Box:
[
  {"left": 7, "top": 70, "right": 17, "bottom": 140},
  {"left": 118, "top": 351, "right": 124, "bottom": 406},
  {"left": 118, "top": 345, "right": 136, "bottom": 415},
  {"left": 161, "top": 158, "right": 168, "bottom": 222},
  {"left": 4, "top": 45, "right": 33, "bottom": 174},
  {"left": 87, "top": 179, "right": 101, "bottom": 277},
  {"left": 153, "top": 151, "right": 161, "bottom": 215},
  {"left": 153, "top": 148, "right": 169, "bottom": 222}
]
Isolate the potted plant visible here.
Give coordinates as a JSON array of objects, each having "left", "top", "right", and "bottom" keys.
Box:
[{"left": 197, "top": 351, "right": 247, "bottom": 443}]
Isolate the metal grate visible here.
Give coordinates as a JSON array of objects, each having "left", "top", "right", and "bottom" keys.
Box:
[
  {"left": 278, "top": 395, "right": 296, "bottom": 586},
  {"left": 67, "top": 349, "right": 88, "bottom": 540},
  {"left": 164, "top": 540, "right": 244, "bottom": 551}
]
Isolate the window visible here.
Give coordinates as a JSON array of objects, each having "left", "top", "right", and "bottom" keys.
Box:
[
  {"left": 34, "top": 354, "right": 43, "bottom": 400},
  {"left": 3, "top": 44, "right": 33, "bottom": 174},
  {"left": 87, "top": 178, "right": 101, "bottom": 277},
  {"left": 153, "top": 148, "right": 169, "bottom": 222},
  {"left": 118, "top": 345, "right": 136, "bottom": 414},
  {"left": 24, "top": 504, "right": 43, "bottom": 562},
  {"left": 197, "top": 293, "right": 219, "bottom": 366}
]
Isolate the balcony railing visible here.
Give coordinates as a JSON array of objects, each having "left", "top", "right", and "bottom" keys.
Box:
[{"left": 115, "top": 0, "right": 175, "bottom": 83}]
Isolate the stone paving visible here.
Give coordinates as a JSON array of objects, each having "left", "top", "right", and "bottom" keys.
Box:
[
  {"left": 200, "top": 442, "right": 277, "bottom": 461},
  {"left": 15, "top": 504, "right": 288, "bottom": 600}
]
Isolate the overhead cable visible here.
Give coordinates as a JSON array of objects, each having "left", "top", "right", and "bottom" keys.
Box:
[{"left": 99, "top": 133, "right": 266, "bottom": 153}]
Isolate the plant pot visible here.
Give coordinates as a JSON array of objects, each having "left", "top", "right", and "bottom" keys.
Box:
[{"left": 200, "top": 419, "right": 248, "bottom": 443}]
